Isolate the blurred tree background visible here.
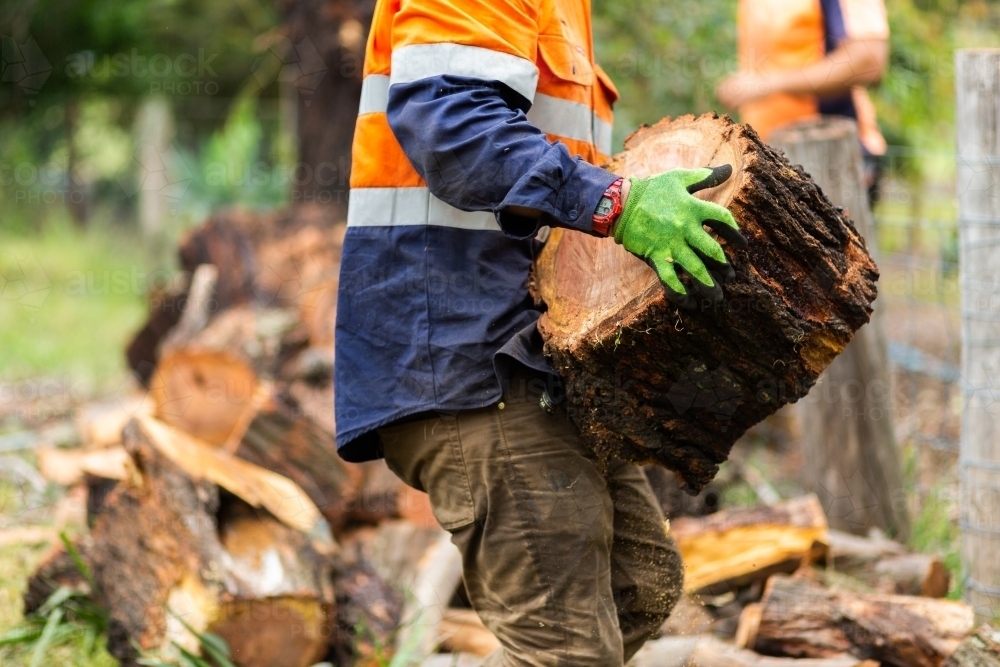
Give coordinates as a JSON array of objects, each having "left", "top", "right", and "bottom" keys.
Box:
[{"left": 0, "top": 0, "right": 998, "bottom": 386}]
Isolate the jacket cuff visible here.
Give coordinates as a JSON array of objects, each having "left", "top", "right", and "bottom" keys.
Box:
[{"left": 496, "top": 154, "right": 619, "bottom": 240}]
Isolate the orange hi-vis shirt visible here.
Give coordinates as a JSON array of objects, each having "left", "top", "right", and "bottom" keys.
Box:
[
  {"left": 737, "top": 0, "right": 888, "bottom": 155},
  {"left": 349, "top": 0, "right": 619, "bottom": 228}
]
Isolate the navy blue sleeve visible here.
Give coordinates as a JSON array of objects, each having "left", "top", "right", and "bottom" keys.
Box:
[
  {"left": 820, "top": 0, "right": 848, "bottom": 52},
  {"left": 386, "top": 74, "right": 618, "bottom": 239}
]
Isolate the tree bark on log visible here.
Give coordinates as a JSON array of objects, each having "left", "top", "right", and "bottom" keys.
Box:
[
  {"left": 771, "top": 118, "right": 909, "bottom": 542},
  {"left": 943, "top": 625, "right": 1000, "bottom": 667},
  {"left": 670, "top": 494, "right": 828, "bottom": 593},
  {"left": 743, "top": 574, "right": 974, "bottom": 667},
  {"left": 236, "top": 390, "right": 357, "bottom": 532},
  {"left": 532, "top": 114, "right": 878, "bottom": 492},
  {"left": 89, "top": 418, "right": 334, "bottom": 667}
]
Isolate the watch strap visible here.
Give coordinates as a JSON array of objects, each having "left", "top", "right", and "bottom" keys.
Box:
[{"left": 592, "top": 177, "right": 625, "bottom": 237}]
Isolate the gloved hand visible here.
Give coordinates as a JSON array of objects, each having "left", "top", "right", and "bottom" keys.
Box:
[{"left": 614, "top": 165, "right": 748, "bottom": 309}]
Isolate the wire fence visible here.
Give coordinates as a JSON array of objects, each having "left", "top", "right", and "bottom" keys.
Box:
[{"left": 873, "top": 145, "right": 962, "bottom": 477}]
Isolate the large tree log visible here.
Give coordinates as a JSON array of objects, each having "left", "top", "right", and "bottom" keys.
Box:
[
  {"left": 89, "top": 418, "right": 334, "bottom": 667},
  {"left": 826, "top": 529, "right": 949, "bottom": 597},
  {"left": 532, "top": 114, "right": 878, "bottom": 492},
  {"left": 671, "top": 494, "right": 828, "bottom": 593},
  {"left": 741, "top": 574, "right": 974, "bottom": 667}
]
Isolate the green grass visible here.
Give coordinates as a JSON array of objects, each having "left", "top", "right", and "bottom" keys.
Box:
[
  {"left": 908, "top": 484, "right": 964, "bottom": 600},
  {"left": 0, "top": 542, "right": 118, "bottom": 667},
  {"left": 0, "top": 212, "right": 154, "bottom": 390}
]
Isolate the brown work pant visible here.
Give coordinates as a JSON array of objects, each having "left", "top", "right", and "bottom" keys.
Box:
[{"left": 377, "top": 372, "right": 683, "bottom": 667}]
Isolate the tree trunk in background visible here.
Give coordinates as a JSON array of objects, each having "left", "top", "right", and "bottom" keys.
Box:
[
  {"left": 64, "top": 98, "right": 89, "bottom": 227},
  {"left": 955, "top": 49, "right": 1000, "bottom": 624},
  {"left": 134, "top": 96, "right": 174, "bottom": 241},
  {"left": 279, "top": 0, "right": 376, "bottom": 218},
  {"left": 771, "top": 118, "right": 910, "bottom": 543}
]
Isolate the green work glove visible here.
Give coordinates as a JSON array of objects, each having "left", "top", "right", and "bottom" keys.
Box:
[{"left": 614, "top": 164, "right": 747, "bottom": 309}]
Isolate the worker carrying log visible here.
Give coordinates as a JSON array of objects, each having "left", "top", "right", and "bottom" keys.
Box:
[
  {"left": 716, "top": 0, "right": 890, "bottom": 202},
  {"left": 334, "top": 1, "right": 747, "bottom": 665}
]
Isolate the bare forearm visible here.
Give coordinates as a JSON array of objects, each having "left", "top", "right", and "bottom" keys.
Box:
[
  {"left": 765, "top": 39, "right": 888, "bottom": 98},
  {"left": 716, "top": 38, "right": 889, "bottom": 109}
]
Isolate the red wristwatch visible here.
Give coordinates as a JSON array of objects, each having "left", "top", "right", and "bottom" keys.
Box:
[{"left": 592, "top": 177, "right": 624, "bottom": 237}]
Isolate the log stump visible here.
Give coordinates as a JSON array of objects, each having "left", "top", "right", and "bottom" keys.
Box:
[{"left": 532, "top": 114, "right": 878, "bottom": 492}]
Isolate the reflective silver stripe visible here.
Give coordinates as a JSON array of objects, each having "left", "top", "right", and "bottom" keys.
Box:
[
  {"left": 594, "top": 115, "right": 614, "bottom": 156},
  {"left": 390, "top": 43, "right": 539, "bottom": 103},
  {"left": 527, "top": 93, "right": 593, "bottom": 145},
  {"left": 526, "top": 93, "right": 614, "bottom": 156},
  {"left": 358, "top": 74, "right": 390, "bottom": 115},
  {"left": 348, "top": 187, "right": 500, "bottom": 231}
]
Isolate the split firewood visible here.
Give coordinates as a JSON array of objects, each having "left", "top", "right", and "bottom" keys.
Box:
[
  {"left": 89, "top": 417, "right": 334, "bottom": 666},
  {"left": 671, "top": 494, "right": 828, "bottom": 593},
  {"left": 235, "top": 390, "right": 356, "bottom": 531},
  {"left": 943, "top": 625, "right": 1000, "bottom": 667},
  {"left": 36, "top": 445, "right": 130, "bottom": 486},
  {"left": 629, "top": 635, "right": 879, "bottom": 667},
  {"left": 826, "top": 529, "right": 950, "bottom": 597},
  {"left": 439, "top": 609, "right": 502, "bottom": 657},
  {"left": 394, "top": 530, "right": 465, "bottom": 661},
  {"left": 76, "top": 394, "right": 153, "bottom": 447},
  {"left": 531, "top": 114, "right": 878, "bottom": 492},
  {"left": 739, "top": 573, "right": 974, "bottom": 667},
  {"left": 159, "top": 263, "right": 219, "bottom": 353}
]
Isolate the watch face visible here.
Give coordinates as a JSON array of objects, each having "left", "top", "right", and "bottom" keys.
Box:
[{"left": 596, "top": 196, "right": 614, "bottom": 217}]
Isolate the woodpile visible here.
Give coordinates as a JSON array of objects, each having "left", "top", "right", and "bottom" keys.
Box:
[
  {"left": 532, "top": 114, "right": 879, "bottom": 493},
  {"left": 737, "top": 574, "right": 973, "bottom": 667},
  {"left": 21, "top": 203, "right": 450, "bottom": 666}
]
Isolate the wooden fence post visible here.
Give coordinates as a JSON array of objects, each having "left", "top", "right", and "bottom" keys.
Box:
[
  {"left": 956, "top": 49, "right": 1000, "bottom": 622},
  {"left": 771, "top": 118, "right": 910, "bottom": 541}
]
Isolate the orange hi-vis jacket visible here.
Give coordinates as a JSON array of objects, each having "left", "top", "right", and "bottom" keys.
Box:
[
  {"left": 335, "top": 0, "right": 623, "bottom": 457},
  {"left": 348, "top": 0, "right": 620, "bottom": 229}
]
